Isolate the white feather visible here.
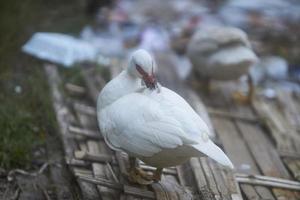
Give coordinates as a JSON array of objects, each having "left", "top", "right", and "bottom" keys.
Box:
[{"left": 193, "top": 141, "right": 234, "bottom": 169}]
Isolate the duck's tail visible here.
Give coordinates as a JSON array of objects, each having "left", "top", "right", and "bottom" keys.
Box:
[{"left": 192, "top": 141, "right": 234, "bottom": 169}]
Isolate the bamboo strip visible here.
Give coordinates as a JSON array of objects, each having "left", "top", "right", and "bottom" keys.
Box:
[
  {"left": 78, "top": 175, "right": 155, "bottom": 199},
  {"left": 235, "top": 173, "right": 300, "bottom": 191},
  {"left": 68, "top": 125, "right": 103, "bottom": 140}
]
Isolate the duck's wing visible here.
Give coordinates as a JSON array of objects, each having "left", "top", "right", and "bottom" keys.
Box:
[
  {"left": 147, "top": 87, "right": 211, "bottom": 140},
  {"left": 99, "top": 93, "right": 196, "bottom": 157},
  {"left": 147, "top": 87, "right": 234, "bottom": 168}
]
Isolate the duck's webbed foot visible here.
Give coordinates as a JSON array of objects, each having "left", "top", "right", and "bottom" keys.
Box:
[
  {"left": 127, "top": 157, "right": 153, "bottom": 185},
  {"left": 153, "top": 168, "right": 163, "bottom": 182},
  {"left": 232, "top": 91, "right": 251, "bottom": 104},
  {"left": 233, "top": 74, "right": 254, "bottom": 104},
  {"left": 126, "top": 157, "right": 164, "bottom": 185},
  {"left": 128, "top": 167, "right": 154, "bottom": 185}
]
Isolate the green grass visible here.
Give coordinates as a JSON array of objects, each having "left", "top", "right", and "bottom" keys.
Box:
[
  {"left": 60, "top": 65, "right": 86, "bottom": 86},
  {"left": 95, "top": 63, "right": 111, "bottom": 82},
  {"left": 0, "top": 0, "right": 88, "bottom": 169},
  {"left": 0, "top": 58, "right": 56, "bottom": 169}
]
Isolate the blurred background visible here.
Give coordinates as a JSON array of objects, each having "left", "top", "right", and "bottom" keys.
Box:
[{"left": 0, "top": 0, "right": 300, "bottom": 199}]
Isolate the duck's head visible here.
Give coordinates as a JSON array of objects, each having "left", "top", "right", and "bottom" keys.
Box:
[{"left": 127, "top": 49, "right": 158, "bottom": 90}]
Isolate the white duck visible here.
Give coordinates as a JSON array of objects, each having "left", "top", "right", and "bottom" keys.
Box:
[
  {"left": 97, "top": 49, "right": 233, "bottom": 184},
  {"left": 187, "top": 27, "right": 258, "bottom": 103}
]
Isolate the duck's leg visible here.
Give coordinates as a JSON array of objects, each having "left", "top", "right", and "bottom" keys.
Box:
[
  {"left": 191, "top": 76, "right": 211, "bottom": 94},
  {"left": 203, "top": 77, "right": 211, "bottom": 95},
  {"left": 247, "top": 74, "right": 254, "bottom": 104},
  {"left": 128, "top": 156, "right": 153, "bottom": 185},
  {"left": 232, "top": 74, "right": 254, "bottom": 104},
  {"left": 153, "top": 168, "right": 163, "bottom": 182}
]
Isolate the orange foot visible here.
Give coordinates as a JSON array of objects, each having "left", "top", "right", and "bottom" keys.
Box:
[
  {"left": 127, "top": 167, "right": 153, "bottom": 185},
  {"left": 232, "top": 91, "right": 251, "bottom": 104}
]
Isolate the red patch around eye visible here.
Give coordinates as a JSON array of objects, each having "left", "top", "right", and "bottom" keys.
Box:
[
  {"left": 136, "top": 64, "right": 148, "bottom": 77},
  {"left": 136, "top": 64, "right": 157, "bottom": 89}
]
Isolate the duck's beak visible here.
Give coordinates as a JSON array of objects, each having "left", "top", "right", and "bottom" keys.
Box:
[{"left": 143, "top": 74, "right": 157, "bottom": 90}]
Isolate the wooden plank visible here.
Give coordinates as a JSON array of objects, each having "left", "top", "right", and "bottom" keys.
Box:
[
  {"left": 276, "top": 90, "right": 300, "bottom": 153},
  {"left": 44, "top": 64, "right": 77, "bottom": 159},
  {"left": 240, "top": 184, "right": 260, "bottom": 200},
  {"left": 234, "top": 105, "right": 290, "bottom": 178},
  {"left": 254, "top": 186, "right": 275, "bottom": 200},
  {"left": 211, "top": 117, "right": 259, "bottom": 174},
  {"left": 200, "top": 82, "right": 260, "bottom": 200},
  {"left": 200, "top": 157, "right": 220, "bottom": 200},
  {"left": 70, "top": 75, "right": 117, "bottom": 199},
  {"left": 208, "top": 159, "right": 231, "bottom": 200},
  {"left": 45, "top": 64, "right": 100, "bottom": 200},
  {"left": 76, "top": 109, "right": 117, "bottom": 199},
  {"left": 252, "top": 98, "right": 296, "bottom": 153},
  {"left": 283, "top": 158, "right": 300, "bottom": 181},
  {"left": 220, "top": 169, "right": 243, "bottom": 200},
  {"left": 196, "top": 85, "right": 254, "bottom": 200},
  {"left": 233, "top": 105, "right": 298, "bottom": 199},
  {"left": 192, "top": 82, "right": 279, "bottom": 200},
  {"left": 277, "top": 90, "right": 300, "bottom": 137},
  {"left": 189, "top": 158, "right": 214, "bottom": 200},
  {"left": 208, "top": 108, "right": 258, "bottom": 123},
  {"left": 200, "top": 83, "right": 299, "bottom": 200}
]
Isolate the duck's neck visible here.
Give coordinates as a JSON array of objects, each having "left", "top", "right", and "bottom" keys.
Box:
[{"left": 98, "top": 70, "right": 141, "bottom": 109}]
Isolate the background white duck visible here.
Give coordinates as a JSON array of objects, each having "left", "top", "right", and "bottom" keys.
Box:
[
  {"left": 97, "top": 49, "right": 233, "bottom": 184},
  {"left": 187, "top": 26, "right": 258, "bottom": 103}
]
